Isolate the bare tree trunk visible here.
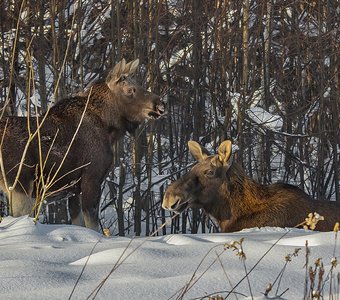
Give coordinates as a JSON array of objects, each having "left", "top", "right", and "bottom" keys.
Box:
[
  {"left": 263, "top": 0, "right": 273, "bottom": 183},
  {"left": 315, "top": 1, "right": 326, "bottom": 201},
  {"left": 132, "top": 133, "right": 142, "bottom": 236},
  {"left": 191, "top": 0, "right": 204, "bottom": 234},
  {"left": 76, "top": 0, "right": 84, "bottom": 90},
  {"left": 113, "top": 0, "right": 120, "bottom": 60},
  {"left": 50, "top": 0, "right": 58, "bottom": 101},
  {"left": 332, "top": 64, "right": 340, "bottom": 201},
  {"left": 37, "top": 0, "right": 47, "bottom": 112},
  {"left": 237, "top": 0, "right": 249, "bottom": 164},
  {"left": 8, "top": 0, "right": 20, "bottom": 115},
  {"left": 327, "top": 2, "right": 340, "bottom": 201},
  {"left": 117, "top": 161, "right": 125, "bottom": 236}
]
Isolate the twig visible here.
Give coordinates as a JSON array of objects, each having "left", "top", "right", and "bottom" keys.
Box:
[
  {"left": 216, "top": 252, "right": 238, "bottom": 300},
  {"left": 178, "top": 248, "right": 225, "bottom": 299},
  {"left": 278, "top": 287, "right": 289, "bottom": 298},
  {"left": 87, "top": 215, "right": 177, "bottom": 300},
  {"left": 0, "top": 0, "right": 26, "bottom": 119},
  {"left": 52, "top": 4, "right": 77, "bottom": 100},
  {"left": 225, "top": 229, "right": 291, "bottom": 298},
  {"left": 68, "top": 240, "right": 101, "bottom": 300},
  {"left": 189, "top": 290, "right": 247, "bottom": 300},
  {"left": 33, "top": 87, "right": 92, "bottom": 222},
  {"left": 304, "top": 240, "right": 310, "bottom": 299}
]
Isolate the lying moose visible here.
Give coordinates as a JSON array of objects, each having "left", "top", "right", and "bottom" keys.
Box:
[
  {"left": 0, "top": 58, "right": 165, "bottom": 230},
  {"left": 163, "top": 140, "right": 340, "bottom": 232}
]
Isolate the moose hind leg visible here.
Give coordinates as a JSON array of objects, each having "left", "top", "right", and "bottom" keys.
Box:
[
  {"left": 68, "top": 194, "right": 85, "bottom": 226},
  {"left": 0, "top": 179, "right": 34, "bottom": 217},
  {"left": 83, "top": 209, "right": 99, "bottom": 231},
  {"left": 80, "top": 181, "right": 101, "bottom": 231},
  {"left": 82, "top": 198, "right": 99, "bottom": 231},
  {"left": 11, "top": 190, "right": 34, "bottom": 217}
]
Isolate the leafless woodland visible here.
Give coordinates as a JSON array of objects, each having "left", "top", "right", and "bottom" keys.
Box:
[{"left": 0, "top": 0, "right": 339, "bottom": 235}]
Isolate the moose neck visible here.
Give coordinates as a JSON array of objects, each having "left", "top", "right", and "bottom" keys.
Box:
[
  {"left": 214, "top": 163, "right": 266, "bottom": 224},
  {"left": 88, "top": 84, "right": 139, "bottom": 142}
]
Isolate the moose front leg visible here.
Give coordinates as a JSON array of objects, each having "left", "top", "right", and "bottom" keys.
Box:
[{"left": 80, "top": 180, "right": 101, "bottom": 231}]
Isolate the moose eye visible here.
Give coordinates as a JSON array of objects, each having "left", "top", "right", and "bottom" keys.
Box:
[
  {"left": 116, "top": 75, "right": 127, "bottom": 84},
  {"left": 126, "top": 87, "right": 136, "bottom": 96},
  {"left": 204, "top": 169, "right": 215, "bottom": 178}
]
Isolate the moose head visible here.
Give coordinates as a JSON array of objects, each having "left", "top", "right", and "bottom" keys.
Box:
[
  {"left": 162, "top": 140, "right": 233, "bottom": 214},
  {"left": 163, "top": 140, "right": 340, "bottom": 232},
  {"left": 0, "top": 58, "right": 165, "bottom": 231},
  {"left": 104, "top": 58, "right": 165, "bottom": 125}
]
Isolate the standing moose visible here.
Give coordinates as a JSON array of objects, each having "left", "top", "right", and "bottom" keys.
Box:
[
  {"left": 163, "top": 140, "right": 340, "bottom": 232},
  {"left": 0, "top": 58, "right": 165, "bottom": 230}
]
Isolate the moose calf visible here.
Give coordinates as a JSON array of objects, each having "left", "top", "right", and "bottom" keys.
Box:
[
  {"left": 163, "top": 140, "right": 340, "bottom": 232},
  {"left": 0, "top": 58, "right": 165, "bottom": 230}
]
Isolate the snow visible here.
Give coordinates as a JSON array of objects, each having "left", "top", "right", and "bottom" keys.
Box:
[
  {"left": 1, "top": 216, "right": 339, "bottom": 299},
  {"left": 246, "top": 107, "right": 283, "bottom": 131}
]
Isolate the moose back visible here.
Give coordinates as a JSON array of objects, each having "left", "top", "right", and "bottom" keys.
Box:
[
  {"left": 163, "top": 140, "right": 340, "bottom": 232},
  {"left": 0, "top": 58, "right": 165, "bottom": 230}
]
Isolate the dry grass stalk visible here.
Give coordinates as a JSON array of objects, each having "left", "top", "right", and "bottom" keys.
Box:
[
  {"left": 170, "top": 245, "right": 225, "bottom": 300},
  {"left": 0, "top": 14, "right": 77, "bottom": 217},
  {"left": 33, "top": 88, "right": 92, "bottom": 223},
  {"left": 264, "top": 248, "right": 301, "bottom": 297},
  {"left": 216, "top": 253, "right": 239, "bottom": 300},
  {"left": 86, "top": 215, "right": 177, "bottom": 300},
  {"left": 225, "top": 238, "right": 253, "bottom": 299},
  {"left": 0, "top": 0, "right": 26, "bottom": 119}
]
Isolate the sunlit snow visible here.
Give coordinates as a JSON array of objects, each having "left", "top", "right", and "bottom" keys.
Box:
[{"left": 1, "top": 216, "right": 339, "bottom": 299}]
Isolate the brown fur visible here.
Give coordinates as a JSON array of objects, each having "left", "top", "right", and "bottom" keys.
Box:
[
  {"left": 163, "top": 140, "right": 340, "bottom": 232},
  {"left": 0, "top": 59, "right": 165, "bottom": 230}
]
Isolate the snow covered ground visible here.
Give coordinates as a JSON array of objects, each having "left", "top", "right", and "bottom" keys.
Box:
[{"left": 0, "top": 216, "right": 339, "bottom": 299}]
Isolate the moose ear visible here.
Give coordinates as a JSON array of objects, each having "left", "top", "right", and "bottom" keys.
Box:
[
  {"left": 112, "top": 58, "right": 126, "bottom": 79},
  {"left": 217, "top": 140, "right": 232, "bottom": 166},
  {"left": 124, "top": 59, "right": 139, "bottom": 75},
  {"left": 188, "top": 141, "right": 210, "bottom": 162},
  {"left": 210, "top": 155, "right": 222, "bottom": 168},
  {"left": 106, "top": 58, "right": 127, "bottom": 88}
]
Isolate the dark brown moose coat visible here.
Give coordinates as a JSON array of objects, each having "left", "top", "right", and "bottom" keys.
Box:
[
  {"left": 0, "top": 58, "right": 165, "bottom": 230},
  {"left": 162, "top": 140, "right": 340, "bottom": 232}
]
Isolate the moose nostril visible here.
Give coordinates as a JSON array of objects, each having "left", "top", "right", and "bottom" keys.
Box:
[
  {"left": 170, "top": 197, "right": 181, "bottom": 210},
  {"left": 157, "top": 103, "right": 165, "bottom": 114}
]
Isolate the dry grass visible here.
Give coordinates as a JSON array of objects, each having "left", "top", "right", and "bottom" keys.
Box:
[
  {"left": 163, "top": 213, "right": 339, "bottom": 300},
  {"left": 67, "top": 215, "right": 178, "bottom": 300},
  {"left": 0, "top": 0, "right": 79, "bottom": 219}
]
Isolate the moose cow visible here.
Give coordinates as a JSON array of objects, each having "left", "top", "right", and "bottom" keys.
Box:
[
  {"left": 0, "top": 58, "right": 165, "bottom": 230},
  {"left": 163, "top": 140, "right": 340, "bottom": 232}
]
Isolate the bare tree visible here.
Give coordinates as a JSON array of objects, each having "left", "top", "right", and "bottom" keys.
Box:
[{"left": 0, "top": 0, "right": 339, "bottom": 234}]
